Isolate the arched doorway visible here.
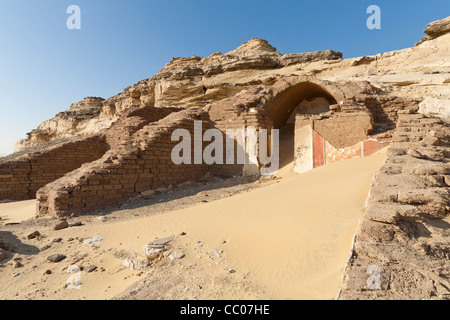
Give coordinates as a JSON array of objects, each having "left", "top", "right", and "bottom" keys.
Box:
[{"left": 263, "top": 80, "right": 340, "bottom": 171}]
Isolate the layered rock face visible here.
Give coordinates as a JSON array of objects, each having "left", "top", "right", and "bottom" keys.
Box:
[
  {"left": 416, "top": 16, "right": 450, "bottom": 46},
  {"left": 14, "top": 17, "right": 450, "bottom": 153},
  {"left": 14, "top": 39, "right": 342, "bottom": 152},
  {"left": 15, "top": 97, "right": 109, "bottom": 152}
]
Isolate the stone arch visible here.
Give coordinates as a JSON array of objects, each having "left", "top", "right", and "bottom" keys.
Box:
[
  {"left": 264, "top": 77, "right": 345, "bottom": 129},
  {"left": 259, "top": 77, "right": 346, "bottom": 171}
]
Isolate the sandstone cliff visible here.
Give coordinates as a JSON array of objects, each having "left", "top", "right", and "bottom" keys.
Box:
[
  {"left": 14, "top": 17, "right": 449, "bottom": 152},
  {"left": 14, "top": 39, "right": 342, "bottom": 152}
]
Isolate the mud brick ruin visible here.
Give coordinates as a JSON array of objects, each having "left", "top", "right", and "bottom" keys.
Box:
[
  {"left": 1, "top": 75, "right": 423, "bottom": 217},
  {"left": 0, "top": 16, "right": 449, "bottom": 300}
]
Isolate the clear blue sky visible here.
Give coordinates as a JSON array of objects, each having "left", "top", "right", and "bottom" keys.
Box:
[{"left": 0, "top": 0, "right": 449, "bottom": 155}]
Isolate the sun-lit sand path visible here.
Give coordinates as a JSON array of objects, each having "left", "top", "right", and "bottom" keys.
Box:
[{"left": 92, "top": 148, "right": 387, "bottom": 299}]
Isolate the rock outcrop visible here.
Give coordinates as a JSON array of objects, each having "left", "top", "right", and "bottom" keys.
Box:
[
  {"left": 15, "top": 97, "right": 110, "bottom": 152},
  {"left": 14, "top": 15, "right": 450, "bottom": 153},
  {"left": 416, "top": 16, "right": 450, "bottom": 46},
  {"left": 14, "top": 39, "right": 342, "bottom": 152},
  {"left": 339, "top": 111, "right": 450, "bottom": 300}
]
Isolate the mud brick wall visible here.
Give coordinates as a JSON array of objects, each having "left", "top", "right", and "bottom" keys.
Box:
[
  {"left": 0, "top": 135, "right": 108, "bottom": 201},
  {"left": 36, "top": 109, "right": 211, "bottom": 217},
  {"left": 357, "top": 95, "right": 422, "bottom": 129},
  {"left": 105, "top": 106, "right": 181, "bottom": 149},
  {"left": 339, "top": 111, "right": 450, "bottom": 300},
  {"left": 209, "top": 104, "right": 274, "bottom": 177},
  {"left": 0, "top": 159, "right": 32, "bottom": 200}
]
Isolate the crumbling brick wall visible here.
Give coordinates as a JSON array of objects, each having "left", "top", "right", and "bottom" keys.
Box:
[
  {"left": 105, "top": 106, "right": 181, "bottom": 149},
  {"left": 208, "top": 99, "right": 274, "bottom": 177},
  {"left": 36, "top": 109, "right": 211, "bottom": 217},
  {"left": 0, "top": 135, "right": 108, "bottom": 201},
  {"left": 0, "top": 106, "right": 184, "bottom": 202},
  {"left": 357, "top": 95, "right": 422, "bottom": 129}
]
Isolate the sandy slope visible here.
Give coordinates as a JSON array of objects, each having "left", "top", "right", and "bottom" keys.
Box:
[
  {"left": 0, "top": 200, "right": 36, "bottom": 224},
  {"left": 0, "top": 149, "right": 387, "bottom": 300}
]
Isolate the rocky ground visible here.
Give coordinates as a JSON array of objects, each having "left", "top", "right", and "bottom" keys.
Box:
[{"left": 339, "top": 112, "right": 450, "bottom": 300}]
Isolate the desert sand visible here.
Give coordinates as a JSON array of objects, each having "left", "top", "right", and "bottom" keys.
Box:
[
  {"left": 0, "top": 148, "right": 387, "bottom": 300},
  {"left": 0, "top": 200, "right": 36, "bottom": 224}
]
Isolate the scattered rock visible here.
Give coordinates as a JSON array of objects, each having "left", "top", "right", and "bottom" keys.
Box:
[
  {"left": 13, "top": 261, "right": 23, "bottom": 268},
  {"left": 12, "top": 272, "right": 21, "bottom": 277},
  {"left": 69, "top": 222, "right": 83, "bottom": 227},
  {"left": 95, "top": 216, "right": 108, "bottom": 222},
  {"left": 169, "top": 252, "right": 186, "bottom": 260},
  {"left": 177, "top": 180, "right": 193, "bottom": 188},
  {"left": 27, "top": 231, "right": 41, "bottom": 240},
  {"left": 227, "top": 269, "right": 236, "bottom": 274},
  {"left": 85, "top": 265, "right": 97, "bottom": 273},
  {"left": 141, "top": 190, "right": 156, "bottom": 199},
  {"left": 155, "top": 187, "right": 168, "bottom": 194},
  {"left": 54, "top": 219, "right": 69, "bottom": 231},
  {"left": 47, "top": 254, "right": 66, "bottom": 263},
  {"left": 40, "top": 245, "right": 51, "bottom": 252},
  {"left": 144, "top": 236, "right": 175, "bottom": 256},
  {"left": 53, "top": 238, "right": 63, "bottom": 243},
  {"left": 83, "top": 236, "right": 103, "bottom": 246},
  {"left": 211, "top": 248, "right": 223, "bottom": 257},
  {"left": 115, "top": 249, "right": 149, "bottom": 270},
  {"left": 44, "top": 270, "right": 52, "bottom": 275},
  {"left": 163, "top": 249, "right": 174, "bottom": 258},
  {"left": 144, "top": 247, "right": 164, "bottom": 259}
]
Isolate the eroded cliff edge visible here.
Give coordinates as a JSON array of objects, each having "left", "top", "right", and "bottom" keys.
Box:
[{"left": 13, "top": 16, "right": 450, "bottom": 152}]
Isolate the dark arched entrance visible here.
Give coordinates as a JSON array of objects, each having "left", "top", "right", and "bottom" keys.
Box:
[{"left": 263, "top": 80, "right": 340, "bottom": 170}]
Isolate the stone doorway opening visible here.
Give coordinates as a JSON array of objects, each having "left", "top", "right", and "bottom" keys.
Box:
[{"left": 264, "top": 82, "right": 338, "bottom": 171}]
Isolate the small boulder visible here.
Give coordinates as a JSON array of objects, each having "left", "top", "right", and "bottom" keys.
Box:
[
  {"left": 47, "top": 254, "right": 66, "bottom": 263},
  {"left": 169, "top": 251, "right": 186, "bottom": 260},
  {"left": 27, "top": 231, "right": 41, "bottom": 240},
  {"left": 85, "top": 265, "right": 97, "bottom": 273},
  {"left": 144, "top": 236, "right": 174, "bottom": 258},
  {"left": 40, "top": 245, "right": 51, "bottom": 252},
  {"left": 141, "top": 190, "right": 156, "bottom": 199},
  {"left": 54, "top": 220, "right": 69, "bottom": 231}
]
